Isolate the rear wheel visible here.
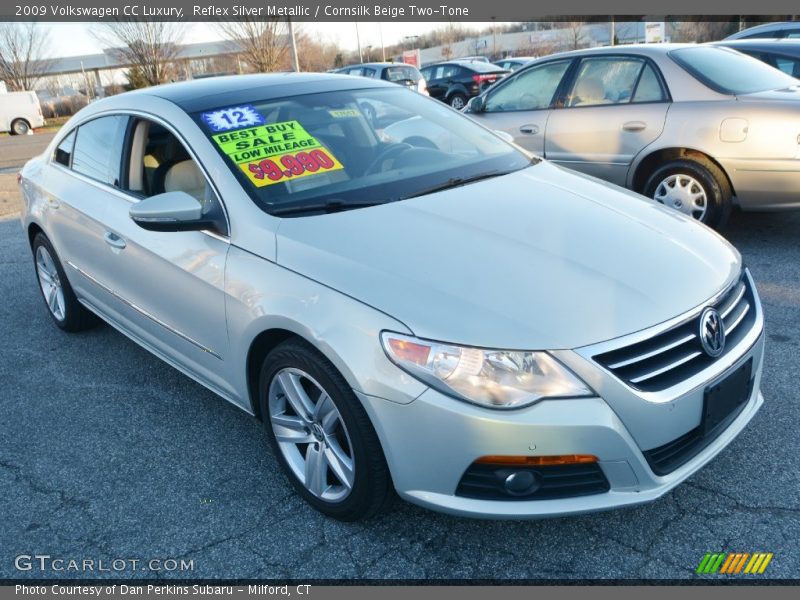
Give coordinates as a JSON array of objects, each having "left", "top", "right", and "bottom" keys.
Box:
[
  {"left": 32, "top": 233, "right": 97, "bottom": 332},
  {"left": 448, "top": 93, "right": 467, "bottom": 110},
  {"left": 11, "top": 119, "right": 30, "bottom": 136},
  {"left": 643, "top": 158, "right": 732, "bottom": 229},
  {"left": 259, "top": 339, "right": 393, "bottom": 521}
]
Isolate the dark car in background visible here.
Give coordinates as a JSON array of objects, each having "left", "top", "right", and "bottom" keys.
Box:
[
  {"left": 420, "top": 60, "right": 509, "bottom": 109},
  {"left": 725, "top": 21, "right": 800, "bottom": 40},
  {"left": 714, "top": 39, "right": 800, "bottom": 77},
  {"left": 333, "top": 62, "right": 428, "bottom": 95}
]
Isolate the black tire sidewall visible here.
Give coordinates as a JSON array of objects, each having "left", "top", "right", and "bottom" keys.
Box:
[
  {"left": 643, "top": 159, "right": 731, "bottom": 229},
  {"left": 258, "top": 340, "right": 391, "bottom": 521}
]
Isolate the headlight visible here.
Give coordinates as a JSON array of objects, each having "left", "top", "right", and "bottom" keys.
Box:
[{"left": 381, "top": 332, "right": 593, "bottom": 409}]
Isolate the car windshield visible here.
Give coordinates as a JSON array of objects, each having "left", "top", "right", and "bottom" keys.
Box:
[
  {"left": 193, "top": 86, "right": 532, "bottom": 215},
  {"left": 670, "top": 46, "right": 799, "bottom": 94}
]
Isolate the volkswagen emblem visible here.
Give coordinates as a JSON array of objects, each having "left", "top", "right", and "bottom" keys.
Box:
[{"left": 699, "top": 307, "right": 725, "bottom": 358}]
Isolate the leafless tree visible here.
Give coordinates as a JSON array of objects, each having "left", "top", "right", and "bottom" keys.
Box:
[
  {"left": 670, "top": 21, "right": 737, "bottom": 43},
  {"left": 94, "top": 21, "right": 184, "bottom": 87},
  {"left": 562, "top": 21, "right": 589, "bottom": 50},
  {"left": 217, "top": 19, "right": 288, "bottom": 74},
  {"left": 0, "top": 23, "right": 55, "bottom": 91}
]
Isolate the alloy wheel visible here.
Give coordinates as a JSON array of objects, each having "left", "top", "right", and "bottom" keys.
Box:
[
  {"left": 35, "top": 246, "right": 66, "bottom": 321},
  {"left": 268, "top": 367, "right": 356, "bottom": 502}
]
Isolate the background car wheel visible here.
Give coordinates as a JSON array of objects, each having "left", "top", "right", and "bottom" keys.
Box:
[
  {"left": 448, "top": 93, "right": 467, "bottom": 110},
  {"left": 32, "top": 233, "right": 97, "bottom": 332},
  {"left": 259, "top": 339, "right": 393, "bottom": 521},
  {"left": 11, "top": 119, "right": 30, "bottom": 136},
  {"left": 643, "top": 157, "right": 732, "bottom": 229}
]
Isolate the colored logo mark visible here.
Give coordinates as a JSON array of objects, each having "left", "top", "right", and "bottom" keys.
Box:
[{"left": 696, "top": 552, "right": 773, "bottom": 574}]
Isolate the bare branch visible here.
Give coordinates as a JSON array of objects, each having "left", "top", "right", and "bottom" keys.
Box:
[
  {"left": 216, "top": 19, "right": 288, "bottom": 74},
  {"left": 93, "top": 21, "right": 184, "bottom": 88},
  {"left": 0, "top": 23, "right": 55, "bottom": 91}
]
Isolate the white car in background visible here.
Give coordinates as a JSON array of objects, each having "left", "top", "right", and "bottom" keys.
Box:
[{"left": 0, "top": 90, "right": 45, "bottom": 135}]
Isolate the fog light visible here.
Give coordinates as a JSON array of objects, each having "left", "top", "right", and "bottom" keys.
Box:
[{"left": 504, "top": 471, "right": 539, "bottom": 496}]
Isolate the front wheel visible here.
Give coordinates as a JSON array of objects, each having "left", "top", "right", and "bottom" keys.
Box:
[
  {"left": 259, "top": 339, "right": 393, "bottom": 521},
  {"left": 643, "top": 158, "right": 732, "bottom": 229}
]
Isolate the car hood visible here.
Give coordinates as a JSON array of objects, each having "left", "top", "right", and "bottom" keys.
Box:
[{"left": 276, "top": 162, "right": 741, "bottom": 349}]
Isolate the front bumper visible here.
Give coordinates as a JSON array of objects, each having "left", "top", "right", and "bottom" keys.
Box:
[{"left": 358, "top": 332, "right": 764, "bottom": 519}]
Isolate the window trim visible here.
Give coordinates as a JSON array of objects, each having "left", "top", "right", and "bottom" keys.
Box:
[
  {"left": 53, "top": 115, "right": 129, "bottom": 187},
  {"left": 481, "top": 58, "right": 575, "bottom": 114},
  {"left": 53, "top": 128, "right": 77, "bottom": 168},
  {"left": 49, "top": 108, "right": 230, "bottom": 240},
  {"left": 557, "top": 54, "right": 672, "bottom": 110}
]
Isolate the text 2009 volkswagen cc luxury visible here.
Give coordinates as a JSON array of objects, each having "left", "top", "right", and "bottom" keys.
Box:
[{"left": 19, "top": 74, "right": 764, "bottom": 520}]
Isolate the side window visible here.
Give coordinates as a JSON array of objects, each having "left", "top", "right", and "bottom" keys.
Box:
[
  {"left": 54, "top": 130, "right": 76, "bottom": 167},
  {"left": 420, "top": 67, "right": 432, "bottom": 80},
  {"left": 484, "top": 60, "right": 571, "bottom": 112},
  {"left": 441, "top": 65, "right": 460, "bottom": 79},
  {"left": 124, "top": 119, "right": 215, "bottom": 210},
  {"left": 786, "top": 31, "right": 800, "bottom": 39},
  {"left": 774, "top": 56, "right": 800, "bottom": 77},
  {"left": 632, "top": 64, "right": 667, "bottom": 103},
  {"left": 567, "top": 57, "right": 645, "bottom": 107},
  {"left": 71, "top": 115, "right": 128, "bottom": 186},
  {"left": 362, "top": 68, "right": 377, "bottom": 78}
]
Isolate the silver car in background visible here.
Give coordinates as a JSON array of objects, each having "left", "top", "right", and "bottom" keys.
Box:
[
  {"left": 19, "top": 74, "right": 764, "bottom": 521},
  {"left": 465, "top": 44, "right": 800, "bottom": 229}
]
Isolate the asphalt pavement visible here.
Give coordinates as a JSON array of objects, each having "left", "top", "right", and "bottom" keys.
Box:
[{"left": 1, "top": 210, "right": 798, "bottom": 581}]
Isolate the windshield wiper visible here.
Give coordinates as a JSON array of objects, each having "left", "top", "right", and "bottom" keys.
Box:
[
  {"left": 268, "top": 198, "right": 390, "bottom": 216},
  {"left": 403, "top": 169, "right": 511, "bottom": 200}
]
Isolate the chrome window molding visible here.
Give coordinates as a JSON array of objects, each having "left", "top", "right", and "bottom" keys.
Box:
[
  {"left": 576, "top": 269, "right": 764, "bottom": 402},
  {"left": 48, "top": 107, "right": 231, "bottom": 240}
]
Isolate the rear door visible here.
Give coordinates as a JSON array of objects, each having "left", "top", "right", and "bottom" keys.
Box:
[
  {"left": 544, "top": 56, "right": 670, "bottom": 186},
  {"left": 470, "top": 59, "right": 572, "bottom": 156}
]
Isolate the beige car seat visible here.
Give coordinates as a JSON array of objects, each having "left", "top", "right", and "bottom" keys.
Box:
[
  {"left": 571, "top": 77, "right": 607, "bottom": 107},
  {"left": 163, "top": 160, "right": 209, "bottom": 205}
]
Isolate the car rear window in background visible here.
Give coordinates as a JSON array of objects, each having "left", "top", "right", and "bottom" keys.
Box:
[
  {"left": 384, "top": 66, "right": 420, "bottom": 83},
  {"left": 670, "top": 46, "right": 798, "bottom": 94},
  {"left": 71, "top": 115, "right": 128, "bottom": 186}
]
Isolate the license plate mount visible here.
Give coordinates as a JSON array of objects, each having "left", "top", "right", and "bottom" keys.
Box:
[{"left": 702, "top": 359, "right": 753, "bottom": 435}]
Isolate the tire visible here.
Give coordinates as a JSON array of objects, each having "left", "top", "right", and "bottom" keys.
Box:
[
  {"left": 32, "top": 233, "right": 97, "bottom": 332},
  {"left": 11, "top": 119, "right": 30, "bottom": 136},
  {"left": 448, "top": 93, "right": 467, "bottom": 110},
  {"left": 258, "top": 339, "right": 393, "bottom": 521},
  {"left": 643, "top": 157, "right": 732, "bottom": 229}
]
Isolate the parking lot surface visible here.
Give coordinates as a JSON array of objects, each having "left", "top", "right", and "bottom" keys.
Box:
[{"left": 1, "top": 209, "right": 798, "bottom": 581}]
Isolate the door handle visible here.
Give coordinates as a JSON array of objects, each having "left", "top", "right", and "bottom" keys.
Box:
[
  {"left": 622, "top": 121, "right": 647, "bottom": 132},
  {"left": 520, "top": 124, "right": 540, "bottom": 134},
  {"left": 103, "top": 231, "right": 126, "bottom": 250}
]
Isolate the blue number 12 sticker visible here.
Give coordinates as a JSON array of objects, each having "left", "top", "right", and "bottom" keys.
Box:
[{"left": 201, "top": 105, "right": 265, "bottom": 132}]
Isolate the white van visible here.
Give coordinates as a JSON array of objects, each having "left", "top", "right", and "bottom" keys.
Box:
[{"left": 0, "top": 91, "right": 45, "bottom": 135}]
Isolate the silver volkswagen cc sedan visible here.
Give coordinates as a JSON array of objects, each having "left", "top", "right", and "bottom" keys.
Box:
[
  {"left": 19, "top": 74, "right": 765, "bottom": 521},
  {"left": 464, "top": 43, "right": 800, "bottom": 229}
]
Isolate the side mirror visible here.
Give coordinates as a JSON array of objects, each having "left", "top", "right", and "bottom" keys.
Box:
[
  {"left": 493, "top": 130, "right": 515, "bottom": 144},
  {"left": 129, "top": 191, "right": 213, "bottom": 232},
  {"left": 466, "top": 95, "right": 486, "bottom": 113}
]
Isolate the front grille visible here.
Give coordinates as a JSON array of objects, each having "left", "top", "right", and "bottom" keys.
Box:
[
  {"left": 593, "top": 270, "right": 756, "bottom": 392},
  {"left": 456, "top": 462, "right": 609, "bottom": 501}
]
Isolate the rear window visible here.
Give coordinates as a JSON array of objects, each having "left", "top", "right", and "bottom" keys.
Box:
[
  {"left": 670, "top": 46, "right": 798, "bottom": 94},
  {"left": 464, "top": 61, "right": 508, "bottom": 74},
  {"left": 384, "top": 66, "right": 421, "bottom": 83}
]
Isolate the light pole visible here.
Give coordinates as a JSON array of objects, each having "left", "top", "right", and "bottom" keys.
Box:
[
  {"left": 355, "top": 22, "right": 363, "bottom": 63},
  {"left": 365, "top": 45, "right": 372, "bottom": 62}
]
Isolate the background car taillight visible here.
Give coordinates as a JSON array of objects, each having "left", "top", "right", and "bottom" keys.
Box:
[{"left": 472, "top": 74, "right": 497, "bottom": 85}]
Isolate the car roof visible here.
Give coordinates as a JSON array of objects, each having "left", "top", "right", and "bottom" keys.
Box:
[
  {"left": 126, "top": 73, "right": 392, "bottom": 113},
  {"left": 725, "top": 22, "right": 800, "bottom": 39},
  {"left": 714, "top": 38, "right": 800, "bottom": 56}
]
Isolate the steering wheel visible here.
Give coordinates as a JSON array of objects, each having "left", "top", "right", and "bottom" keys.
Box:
[{"left": 363, "top": 143, "right": 413, "bottom": 175}]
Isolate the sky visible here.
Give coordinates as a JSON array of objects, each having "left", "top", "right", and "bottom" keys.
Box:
[{"left": 46, "top": 22, "right": 506, "bottom": 58}]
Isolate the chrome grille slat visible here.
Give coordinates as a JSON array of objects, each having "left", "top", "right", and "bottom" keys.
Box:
[
  {"left": 628, "top": 351, "right": 703, "bottom": 384},
  {"left": 724, "top": 302, "right": 750, "bottom": 335},
  {"left": 593, "top": 271, "right": 758, "bottom": 392},
  {"left": 606, "top": 333, "right": 695, "bottom": 370}
]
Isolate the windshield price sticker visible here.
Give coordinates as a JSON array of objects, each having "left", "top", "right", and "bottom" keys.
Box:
[
  {"left": 212, "top": 120, "right": 343, "bottom": 188},
  {"left": 328, "top": 108, "right": 361, "bottom": 119},
  {"left": 201, "top": 105, "right": 265, "bottom": 132}
]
